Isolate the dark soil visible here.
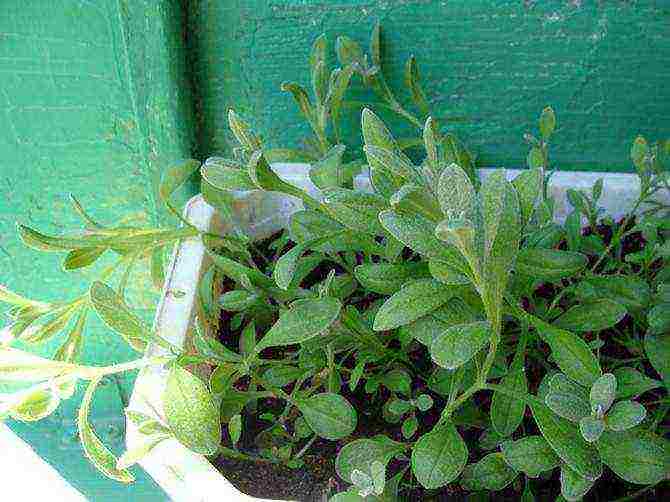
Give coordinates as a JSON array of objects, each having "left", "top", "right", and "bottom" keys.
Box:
[{"left": 208, "top": 227, "right": 667, "bottom": 501}]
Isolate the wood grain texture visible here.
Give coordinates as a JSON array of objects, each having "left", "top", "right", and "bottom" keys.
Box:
[{"left": 191, "top": 0, "right": 670, "bottom": 171}]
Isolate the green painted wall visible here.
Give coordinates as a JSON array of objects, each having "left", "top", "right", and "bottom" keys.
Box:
[
  {"left": 192, "top": 0, "right": 670, "bottom": 171},
  {"left": 0, "top": 1, "right": 668, "bottom": 500},
  {"left": 0, "top": 1, "right": 194, "bottom": 500}
]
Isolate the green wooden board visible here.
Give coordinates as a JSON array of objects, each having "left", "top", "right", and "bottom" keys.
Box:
[
  {"left": 0, "top": 1, "right": 194, "bottom": 499},
  {"left": 191, "top": 0, "right": 670, "bottom": 171}
]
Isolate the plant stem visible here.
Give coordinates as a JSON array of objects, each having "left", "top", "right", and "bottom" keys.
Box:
[{"left": 294, "top": 434, "right": 318, "bottom": 459}]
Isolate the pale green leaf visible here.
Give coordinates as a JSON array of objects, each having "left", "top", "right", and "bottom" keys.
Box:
[
  {"left": 579, "top": 416, "right": 604, "bottom": 443},
  {"left": 530, "top": 401, "right": 602, "bottom": 481},
  {"left": 596, "top": 430, "right": 669, "bottom": 485},
  {"left": 516, "top": 248, "right": 587, "bottom": 280},
  {"left": 491, "top": 368, "right": 528, "bottom": 437},
  {"left": 163, "top": 366, "right": 221, "bottom": 455},
  {"left": 560, "top": 464, "right": 594, "bottom": 502},
  {"left": 296, "top": 393, "right": 356, "bottom": 440},
  {"left": 589, "top": 373, "right": 617, "bottom": 415},
  {"left": 79, "top": 377, "right": 134, "bottom": 483},
  {"left": 430, "top": 321, "right": 491, "bottom": 370},
  {"left": 117, "top": 434, "right": 170, "bottom": 470},
  {"left": 436, "top": 163, "right": 475, "bottom": 219},
  {"left": 501, "top": 436, "right": 560, "bottom": 478},
  {"left": 354, "top": 262, "right": 430, "bottom": 295},
  {"left": 612, "top": 367, "right": 661, "bottom": 399},
  {"left": 460, "top": 453, "right": 517, "bottom": 492},
  {"left": 159, "top": 159, "right": 201, "bottom": 202},
  {"left": 373, "top": 279, "right": 456, "bottom": 331},
  {"left": 255, "top": 298, "right": 342, "bottom": 352},
  {"left": 411, "top": 423, "right": 468, "bottom": 489},
  {"left": 605, "top": 401, "right": 646, "bottom": 431},
  {"left": 554, "top": 300, "right": 627, "bottom": 333}
]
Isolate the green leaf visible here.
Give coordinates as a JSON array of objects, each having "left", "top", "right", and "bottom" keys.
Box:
[
  {"left": 579, "top": 416, "right": 604, "bottom": 443},
  {"left": 644, "top": 332, "right": 669, "bottom": 387},
  {"left": 336, "top": 436, "right": 405, "bottom": 485},
  {"left": 605, "top": 400, "right": 646, "bottom": 431},
  {"left": 596, "top": 430, "right": 669, "bottom": 485},
  {"left": 54, "top": 307, "right": 87, "bottom": 362},
  {"left": 117, "top": 434, "right": 170, "bottom": 470},
  {"left": 0, "top": 347, "right": 75, "bottom": 382},
  {"left": 554, "top": 300, "right": 626, "bottom": 333},
  {"left": 150, "top": 247, "right": 165, "bottom": 290},
  {"left": 163, "top": 366, "right": 221, "bottom": 455},
  {"left": 630, "top": 135, "right": 649, "bottom": 170},
  {"left": 436, "top": 163, "right": 475, "bottom": 219},
  {"left": 528, "top": 315, "right": 601, "bottom": 387},
  {"left": 361, "top": 108, "right": 399, "bottom": 152},
  {"left": 228, "top": 110, "right": 262, "bottom": 150},
  {"left": 354, "top": 262, "right": 429, "bottom": 295},
  {"left": 63, "top": 247, "right": 106, "bottom": 270},
  {"left": 390, "top": 183, "right": 442, "bottom": 221},
  {"left": 324, "top": 188, "right": 388, "bottom": 235},
  {"left": 336, "top": 36, "right": 364, "bottom": 67},
  {"left": 512, "top": 168, "right": 543, "bottom": 225},
  {"left": 428, "top": 259, "right": 470, "bottom": 285},
  {"left": 20, "top": 306, "right": 78, "bottom": 344},
  {"left": 281, "top": 82, "right": 313, "bottom": 121},
  {"left": 405, "top": 298, "right": 482, "bottom": 347},
  {"left": 491, "top": 368, "right": 528, "bottom": 437},
  {"left": 527, "top": 147, "right": 544, "bottom": 169},
  {"left": 589, "top": 373, "right": 616, "bottom": 415},
  {"left": 430, "top": 321, "right": 491, "bottom": 370},
  {"left": 516, "top": 248, "right": 587, "bottom": 280},
  {"left": 10, "top": 387, "right": 61, "bottom": 421},
  {"left": 296, "top": 393, "right": 356, "bottom": 440},
  {"left": 539, "top": 106, "right": 556, "bottom": 139},
  {"left": 379, "top": 209, "right": 458, "bottom": 262},
  {"left": 373, "top": 279, "right": 456, "bottom": 331},
  {"left": 423, "top": 117, "right": 438, "bottom": 168},
  {"left": 573, "top": 275, "right": 650, "bottom": 311},
  {"left": 460, "top": 453, "right": 517, "bottom": 492},
  {"left": 228, "top": 414, "right": 242, "bottom": 445},
  {"left": 90, "top": 281, "right": 162, "bottom": 352},
  {"left": 255, "top": 297, "right": 342, "bottom": 352},
  {"left": 363, "top": 145, "right": 419, "bottom": 182},
  {"left": 560, "top": 464, "right": 594, "bottom": 502},
  {"left": 382, "top": 369, "right": 412, "bottom": 396},
  {"left": 545, "top": 374, "right": 591, "bottom": 423},
  {"left": 309, "top": 144, "right": 346, "bottom": 189},
  {"left": 612, "top": 367, "right": 661, "bottom": 399},
  {"left": 219, "top": 290, "right": 259, "bottom": 311},
  {"left": 78, "top": 377, "right": 134, "bottom": 483},
  {"left": 273, "top": 234, "right": 338, "bottom": 290},
  {"left": 404, "top": 55, "right": 429, "bottom": 115},
  {"left": 411, "top": 423, "right": 468, "bottom": 489},
  {"left": 263, "top": 365, "right": 305, "bottom": 387},
  {"left": 200, "top": 162, "right": 256, "bottom": 192},
  {"left": 159, "top": 159, "right": 201, "bottom": 203},
  {"left": 193, "top": 324, "right": 242, "bottom": 363},
  {"left": 530, "top": 401, "right": 602, "bottom": 481},
  {"left": 501, "top": 436, "right": 560, "bottom": 478},
  {"left": 415, "top": 394, "right": 433, "bottom": 412},
  {"left": 247, "top": 151, "right": 320, "bottom": 211},
  {"left": 402, "top": 415, "right": 419, "bottom": 439}
]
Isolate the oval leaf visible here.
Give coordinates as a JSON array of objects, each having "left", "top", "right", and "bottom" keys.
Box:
[
  {"left": 596, "top": 430, "right": 669, "bottom": 485},
  {"left": 256, "top": 298, "right": 342, "bottom": 352},
  {"left": 163, "top": 366, "right": 221, "bottom": 455},
  {"left": 296, "top": 393, "right": 356, "bottom": 440},
  {"left": 554, "top": 300, "right": 627, "bottom": 332},
  {"left": 374, "top": 279, "right": 456, "bottom": 331},
  {"left": 430, "top": 321, "right": 491, "bottom": 370},
  {"left": 411, "top": 423, "right": 468, "bottom": 489}
]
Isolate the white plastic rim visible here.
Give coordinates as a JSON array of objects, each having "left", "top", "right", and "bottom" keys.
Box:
[{"left": 128, "top": 164, "right": 667, "bottom": 501}]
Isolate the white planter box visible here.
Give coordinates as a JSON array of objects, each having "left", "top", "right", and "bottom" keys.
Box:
[{"left": 127, "top": 165, "right": 666, "bottom": 501}]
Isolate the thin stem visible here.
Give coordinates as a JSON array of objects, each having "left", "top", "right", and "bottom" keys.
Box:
[{"left": 294, "top": 434, "right": 318, "bottom": 459}]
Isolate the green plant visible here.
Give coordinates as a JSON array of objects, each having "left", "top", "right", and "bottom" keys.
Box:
[{"left": 2, "top": 25, "right": 669, "bottom": 501}]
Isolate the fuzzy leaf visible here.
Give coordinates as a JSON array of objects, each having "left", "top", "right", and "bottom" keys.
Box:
[
  {"left": 512, "top": 168, "right": 543, "bottom": 225},
  {"left": 516, "top": 248, "right": 587, "bottom": 280},
  {"left": 589, "top": 373, "right": 617, "bottom": 415},
  {"left": 336, "top": 436, "right": 405, "bottom": 485},
  {"left": 560, "top": 464, "right": 594, "bottom": 502},
  {"left": 644, "top": 332, "right": 669, "bottom": 387},
  {"left": 461, "top": 453, "right": 517, "bottom": 492},
  {"left": 596, "top": 430, "right": 669, "bottom": 485},
  {"left": 374, "top": 279, "right": 457, "bottom": 331},
  {"left": 606, "top": 401, "right": 646, "bottom": 431},
  {"left": 530, "top": 401, "right": 602, "bottom": 481},
  {"left": 430, "top": 321, "right": 491, "bottom": 370},
  {"left": 491, "top": 368, "right": 528, "bottom": 437},
  {"left": 554, "top": 300, "right": 627, "bottom": 333},
  {"left": 411, "top": 423, "right": 468, "bottom": 489},
  {"left": 613, "top": 367, "right": 661, "bottom": 399},
  {"left": 354, "top": 262, "right": 429, "bottom": 295},
  {"left": 79, "top": 377, "right": 134, "bottom": 483},
  {"left": 436, "top": 164, "right": 475, "bottom": 219},
  {"left": 256, "top": 298, "right": 341, "bottom": 352},
  {"left": 163, "top": 366, "right": 221, "bottom": 455},
  {"left": 579, "top": 415, "right": 605, "bottom": 443},
  {"left": 296, "top": 393, "right": 356, "bottom": 440},
  {"left": 501, "top": 436, "right": 560, "bottom": 478}
]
